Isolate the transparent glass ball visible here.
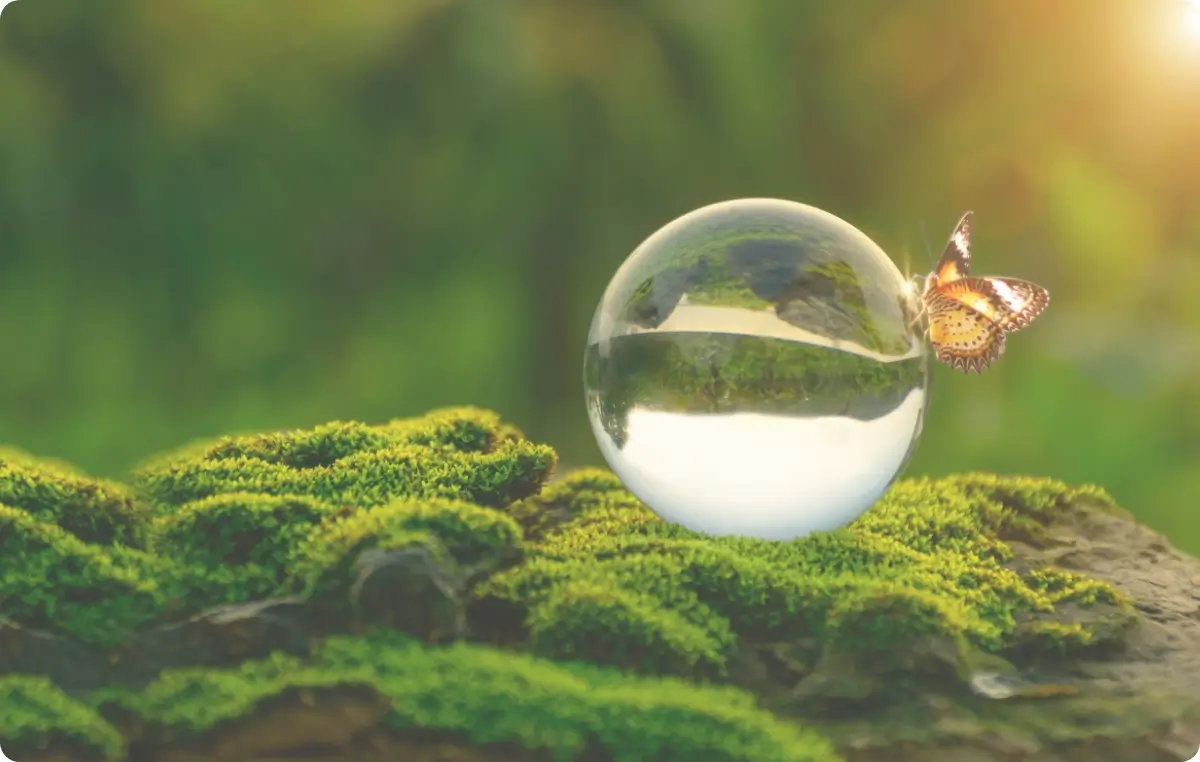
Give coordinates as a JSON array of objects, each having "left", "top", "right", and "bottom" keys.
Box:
[{"left": 584, "top": 199, "right": 930, "bottom": 540}]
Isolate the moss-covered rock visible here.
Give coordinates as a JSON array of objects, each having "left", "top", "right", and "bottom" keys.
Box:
[
  {"left": 0, "top": 504, "right": 161, "bottom": 646},
  {"left": 0, "top": 675, "right": 125, "bottom": 760},
  {"left": 0, "top": 407, "right": 551, "bottom": 649},
  {"left": 85, "top": 632, "right": 837, "bottom": 762},
  {"left": 1, "top": 407, "right": 1197, "bottom": 762},
  {"left": 476, "top": 467, "right": 1141, "bottom": 722}
]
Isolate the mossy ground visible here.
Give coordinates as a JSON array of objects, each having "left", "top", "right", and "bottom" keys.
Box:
[
  {"left": 0, "top": 407, "right": 1139, "bottom": 761},
  {"left": 488, "top": 469, "right": 1127, "bottom": 680}
]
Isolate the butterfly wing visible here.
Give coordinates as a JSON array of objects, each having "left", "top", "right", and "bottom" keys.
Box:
[
  {"left": 934, "top": 211, "right": 973, "bottom": 284},
  {"left": 982, "top": 277, "right": 1049, "bottom": 332},
  {"left": 925, "top": 291, "right": 1006, "bottom": 373},
  {"left": 936, "top": 276, "right": 1049, "bottom": 334}
]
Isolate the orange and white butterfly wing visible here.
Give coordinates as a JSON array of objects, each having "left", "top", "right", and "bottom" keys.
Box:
[
  {"left": 933, "top": 211, "right": 972, "bottom": 284},
  {"left": 981, "top": 277, "right": 1049, "bottom": 332},
  {"left": 925, "top": 291, "right": 1006, "bottom": 373},
  {"left": 936, "top": 276, "right": 1049, "bottom": 334}
]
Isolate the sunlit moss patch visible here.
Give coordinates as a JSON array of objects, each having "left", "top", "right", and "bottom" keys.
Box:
[
  {"left": 481, "top": 470, "right": 1130, "bottom": 678},
  {"left": 131, "top": 406, "right": 556, "bottom": 511}
]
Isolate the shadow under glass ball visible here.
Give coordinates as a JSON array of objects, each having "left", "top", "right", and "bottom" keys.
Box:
[{"left": 584, "top": 199, "right": 931, "bottom": 541}]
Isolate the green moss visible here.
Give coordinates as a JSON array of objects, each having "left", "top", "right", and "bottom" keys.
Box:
[
  {"left": 131, "top": 406, "right": 556, "bottom": 511},
  {"left": 527, "top": 581, "right": 734, "bottom": 677},
  {"left": 147, "top": 492, "right": 337, "bottom": 605},
  {"left": 0, "top": 504, "right": 161, "bottom": 645},
  {"left": 0, "top": 675, "right": 124, "bottom": 759},
  {"left": 0, "top": 449, "right": 148, "bottom": 547},
  {"left": 292, "top": 496, "right": 523, "bottom": 600},
  {"left": 157, "top": 492, "right": 333, "bottom": 569},
  {"left": 0, "top": 407, "right": 556, "bottom": 648},
  {"left": 480, "top": 471, "right": 1129, "bottom": 679},
  {"left": 0, "top": 408, "right": 1143, "bottom": 760},
  {"left": 506, "top": 467, "right": 644, "bottom": 540},
  {"left": 93, "top": 631, "right": 840, "bottom": 762}
]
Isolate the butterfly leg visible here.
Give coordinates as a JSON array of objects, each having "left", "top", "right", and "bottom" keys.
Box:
[{"left": 907, "top": 299, "right": 929, "bottom": 336}]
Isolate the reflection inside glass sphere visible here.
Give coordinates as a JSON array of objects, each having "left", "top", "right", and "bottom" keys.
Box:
[{"left": 584, "top": 198, "right": 930, "bottom": 540}]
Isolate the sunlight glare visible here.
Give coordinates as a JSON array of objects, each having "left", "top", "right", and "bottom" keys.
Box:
[
  {"left": 1144, "top": 0, "right": 1200, "bottom": 68},
  {"left": 1183, "top": 0, "right": 1200, "bottom": 42}
]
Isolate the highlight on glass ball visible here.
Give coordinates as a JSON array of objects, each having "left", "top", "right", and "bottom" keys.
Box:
[{"left": 584, "top": 198, "right": 930, "bottom": 541}]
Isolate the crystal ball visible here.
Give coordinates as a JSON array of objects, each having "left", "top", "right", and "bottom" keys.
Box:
[{"left": 584, "top": 199, "right": 930, "bottom": 540}]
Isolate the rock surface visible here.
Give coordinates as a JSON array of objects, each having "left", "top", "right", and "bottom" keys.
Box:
[{"left": 822, "top": 489, "right": 1200, "bottom": 762}]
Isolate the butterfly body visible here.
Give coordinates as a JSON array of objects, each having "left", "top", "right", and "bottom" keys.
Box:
[{"left": 920, "top": 212, "right": 1049, "bottom": 373}]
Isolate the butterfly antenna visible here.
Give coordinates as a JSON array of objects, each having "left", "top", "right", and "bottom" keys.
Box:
[{"left": 919, "top": 219, "right": 935, "bottom": 268}]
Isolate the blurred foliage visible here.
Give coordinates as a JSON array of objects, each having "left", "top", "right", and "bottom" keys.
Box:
[{"left": 0, "top": 1, "right": 1197, "bottom": 549}]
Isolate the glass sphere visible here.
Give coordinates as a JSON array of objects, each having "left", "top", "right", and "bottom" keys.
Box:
[{"left": 584, "top": 198, "right": 930, "bottom": 540}]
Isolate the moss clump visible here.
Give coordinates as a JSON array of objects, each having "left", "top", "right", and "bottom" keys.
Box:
[
  {"left": 131, "top": 406, "right": 556, "bottom": 512},
  {"left": 527, "top": 581, "right": 734, "bottom": 678},
  {"left": 0, "top": 504, "right": 161, "bottom": 645},
  {"left": 153, "top": 493, "right": 336, "bottom": 604},
  {"left": 157, "top": 493, "right": 335, "bottom": 570},
  {"left": 0, "top": 675, "right": 124, "bottom": 759},
  {"left": 292, "top": 496, "right": 523, "bottom": 601},
  {"left": 479, "top": 469, "right": 1129, "bottom": 679},
  {"left": 92, "top": 631, "right": 840, "bottom": 762},
  {"left": 0, "top": 448, "right": 148, "bottom": 546},
  {"left": 506, "top": 465, "right": 639, "bottom": 542}
]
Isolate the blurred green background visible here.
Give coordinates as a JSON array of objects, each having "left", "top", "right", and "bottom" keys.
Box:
[{"left": 1, "top": 1, "right": 1197, "bottom": 550}]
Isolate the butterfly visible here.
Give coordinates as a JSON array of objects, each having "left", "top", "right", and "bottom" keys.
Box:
[{"left": 920, "top": 211, "right": 1049, "bottom": 373}]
